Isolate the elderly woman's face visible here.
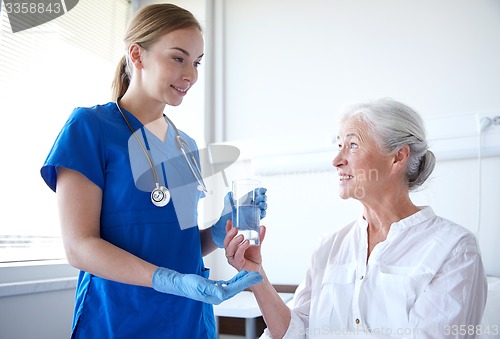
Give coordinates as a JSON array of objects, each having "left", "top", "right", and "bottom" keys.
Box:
[{"left": 333, "top": 117, "right": 394, "bottom": 201}]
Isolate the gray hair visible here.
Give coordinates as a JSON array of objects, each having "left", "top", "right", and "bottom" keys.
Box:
[{"left": 340, "top": 98, "right": 435, "bottom": 191}]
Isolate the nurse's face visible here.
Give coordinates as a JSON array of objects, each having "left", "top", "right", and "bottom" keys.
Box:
[
  {"left": 333, "top": 117, "right": 394, "bottom": 202},
  {"left": 139, "top": 27, "right": 204, "bottom": 107}
]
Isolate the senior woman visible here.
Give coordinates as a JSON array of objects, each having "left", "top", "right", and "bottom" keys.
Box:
[{"left": 224, "top": 98, "right": 487, "bottom": 338}]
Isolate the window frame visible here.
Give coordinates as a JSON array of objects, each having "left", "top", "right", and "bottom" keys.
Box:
[{"left": 0, "top": 0, "right": 131, "bottom": 265}]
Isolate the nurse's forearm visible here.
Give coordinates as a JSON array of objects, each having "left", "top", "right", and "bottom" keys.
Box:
[
  {"left": 64, "top": 235, "right": 158, "bottom": 287},
  {"left": 251, "top": 268, "right": 291, "bottom": 338},
  {"left": 57, "top": 168, "right": 158, "bottom": 288}
]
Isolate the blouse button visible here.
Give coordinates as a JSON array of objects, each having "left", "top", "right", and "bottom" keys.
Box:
[
  {"left": 355, "top": 319, "right": 360, "bottom": 325},
  {"left": 360, "top": 276, "right": 364, "bottom": 280}
]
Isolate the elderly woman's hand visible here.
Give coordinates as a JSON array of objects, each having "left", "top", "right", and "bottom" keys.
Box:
[{"left": 224, "top": 221, "right": 266, "bottom": 273}]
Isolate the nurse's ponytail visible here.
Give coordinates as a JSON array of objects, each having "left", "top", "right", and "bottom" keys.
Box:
[
  {"left": 111, "top": 3, "right": 202, "bottom": 101},
  {"left": 112, "top": 55, "right": 130, "bottom": 101}
]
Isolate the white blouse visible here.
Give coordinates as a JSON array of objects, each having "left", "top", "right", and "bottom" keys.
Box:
[{"left": 263, "top": 207, "right": 487, "bottom": 338}]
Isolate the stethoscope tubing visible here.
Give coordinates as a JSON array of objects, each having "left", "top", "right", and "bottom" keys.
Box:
[
  {"left": 117, "top": 102, "right": 162, "bottom": 186},
  {"left": 116, "top": 98, "right": 207, "bottom": 206}
]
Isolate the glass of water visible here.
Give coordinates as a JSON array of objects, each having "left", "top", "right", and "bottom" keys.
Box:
[{"left": 231, "top": 179, "right": 261, "bottom": 246}]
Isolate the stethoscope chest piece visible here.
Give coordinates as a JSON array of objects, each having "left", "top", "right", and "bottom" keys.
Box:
[{"left": 151, "top": 185, "right": 170, "bottom": 207}]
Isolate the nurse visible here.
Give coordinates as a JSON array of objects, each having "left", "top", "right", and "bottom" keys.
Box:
[
  {"left": 40, "top": 3, "right": 264, "bottom": 338},
  {"left": 224, "top": 98, "right": 487, "bottom": 338}
]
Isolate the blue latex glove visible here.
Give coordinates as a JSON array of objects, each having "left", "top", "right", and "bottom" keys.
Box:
[
  {"left": 211, "top": 188, "right": 267, "bottom": 248},
  {"left": 152, "top": 267, "right": 263, "bottom": 304}
]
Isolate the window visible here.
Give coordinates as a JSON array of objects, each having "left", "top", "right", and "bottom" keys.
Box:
[{"left": 0, "top": 0, "right": 130, "bottom": 262}]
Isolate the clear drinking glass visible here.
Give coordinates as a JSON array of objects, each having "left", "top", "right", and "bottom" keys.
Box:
[{"left": 231, "top": 179, "right": 261, "bottom": 246}]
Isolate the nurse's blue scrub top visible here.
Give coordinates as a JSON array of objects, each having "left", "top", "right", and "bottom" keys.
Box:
[{"left": 40, "top": 102, "right": 216, "bottom": 339}]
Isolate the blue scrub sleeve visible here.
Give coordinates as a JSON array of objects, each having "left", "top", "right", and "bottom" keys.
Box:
[{"left": 41, "top": 107, "right": 105, "bottom": 192}]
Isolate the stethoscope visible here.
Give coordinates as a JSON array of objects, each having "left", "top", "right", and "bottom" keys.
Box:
[{"left": 116, "top": 98, "right": 207, "bottom": 207}]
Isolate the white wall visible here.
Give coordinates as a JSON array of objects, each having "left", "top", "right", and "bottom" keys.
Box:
[
  {"left": 0, "top": 262, "right": 78, "bottom": 339},
  {"left": 0, "top": 289, "right": 75, "bottom": 339},
  {"left": 223, "top": 0, "right": 500, "bottom": 139},
  {"left": 204, "top": 0, "right": 500, "bottom": 284}
]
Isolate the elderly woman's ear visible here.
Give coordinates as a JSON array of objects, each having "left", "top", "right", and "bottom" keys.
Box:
[{"left": 391, "top": 144, "right": 411, "bottom": 174}]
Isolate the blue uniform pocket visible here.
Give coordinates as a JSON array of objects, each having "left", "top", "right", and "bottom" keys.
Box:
[{"left": 201, "top": 267, "right": 211, "bottom": 279}]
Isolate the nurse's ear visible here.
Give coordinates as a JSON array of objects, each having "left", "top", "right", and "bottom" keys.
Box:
[{"left": 128, "top": 43, "right": 143, "bottom": 70}]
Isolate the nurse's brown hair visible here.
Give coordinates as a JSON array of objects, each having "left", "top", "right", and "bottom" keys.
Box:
[{"left": 111, "top": 3, "right": 202, "bottom": 101}]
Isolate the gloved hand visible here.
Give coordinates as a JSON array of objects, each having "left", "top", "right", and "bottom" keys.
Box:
[
  {"left": 152, "top": 267, "right": 263, "bottom": 304},
  {"left": 211, "top": 188, "right": 267, "bottom": 248}
]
